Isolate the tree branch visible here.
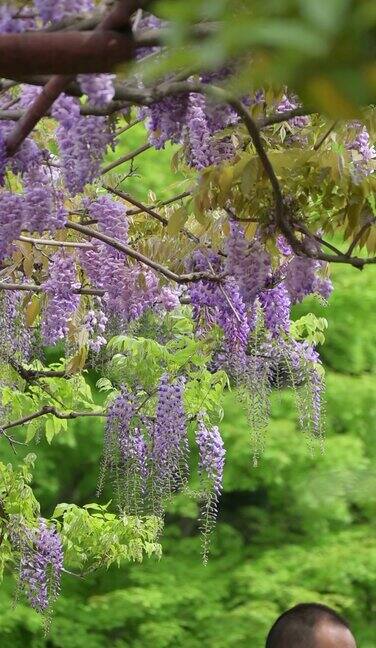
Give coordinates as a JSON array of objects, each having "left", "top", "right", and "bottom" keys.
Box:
[
  {"left": 257, "top": 108, "right": 314, "bottom": 129},
  {"left": 227, "top": 96, "right": 306, "bottom": 256},
  {"left": 18, "top": 235, "right": 94, "bottom": 249},
  {"left": 8, "top": 358, "right": 67, "bottom": 381},
  {"left": 3, "top": 405, "right": 105, "bottom": 432},
  {"left": 104, "top": 185, "right": 200, "bottom": 243},
  {"left": 0, "top": 31, "right": 135, "bottom": 77},
  {"left": 102, "top": 143, "right": 151, "bottom": 174},
  {"left": 126, "top": 191, "right": 191, "bottom": 215},
  {"left": 0, "top": 282, "right": 104, "bottom": 296},
  {"left": 5, "top": 75, "right": 75, "bottom": 156},
  {"left": 105, "top": 185, "right": 168, "bottom": 225},
  {"left": 5, "top": 0, "right": 140, "bottom": 156},
  {"left": 65, "top": 221, "right": 222, "bottom": 283},
  {"left": 0, "top": 101, "right": 130, "bottom": 120}
]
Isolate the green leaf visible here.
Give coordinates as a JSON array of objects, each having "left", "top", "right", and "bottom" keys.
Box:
[
  {"left": 166, "top": 206, "right": 188, "bottom": 235},
  {"left": 45, "top": 417, "right": 57, "bottom": 444}
]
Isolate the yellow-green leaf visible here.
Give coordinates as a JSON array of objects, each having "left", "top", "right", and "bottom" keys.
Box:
[
  {"left": 25, "top": 295, "right": 40, "bottom": 327},
  {"left": 166, "top": 206, "right": 188, "bottom": 235}
]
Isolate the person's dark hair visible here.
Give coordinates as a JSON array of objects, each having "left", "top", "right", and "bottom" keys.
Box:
[{"left": 265, "top": 603, "right": 351, "bottom": 648}]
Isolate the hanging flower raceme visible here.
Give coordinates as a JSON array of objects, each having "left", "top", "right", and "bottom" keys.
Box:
[
  {"left": 187, "top": 249, "right": 250, "bottom": 351},
  {"left": 0, "top": 192, "right": 24, "bottom": 260},
  {"left": 152, "top": 374, "right": 188, "bottom": 503},
  {"left": 278, "top": 236, "right": 333, "bottom": 304},
  {"left": 52, "top": 94, "right": 113, "bottom": 195},
  {"left": 88, "top": 195, "right": 128, "bottom": 241},
  {"left": 347, "top": 123, "right": 376, "bottom": 183},
  {"left": 225, "top": 223, "right": 271, "bottom": 306},
  {"left": 9, "top": 516, "right": 63, "bottom": 614},
  {"left": 23, "top": 166, "right": 67, "bottom": 234},
  {"left": 0, "top": 287, "right": 32, "bottom": 362},
  {"left": 185, "top": 92, "right": 215, "bottom": 169},
  {"left": 196, "top": 414, "right": 225, "bottom": 563},
  {"left": 99, "top": 386, "right": 150, "bottom": 512},
  {"left": 258, "top": 281, "right": 291, "bottom": 337},
  {"left": 41, "top": 252, "right": 80, "bottom": 345},
  {"left": 84, "top": 298, "right": 108, "bottom": 353}
]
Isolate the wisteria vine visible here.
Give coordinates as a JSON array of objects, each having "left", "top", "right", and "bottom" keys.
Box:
[{"left": 0, "top": 0, "right": 374, "bottom": 622}]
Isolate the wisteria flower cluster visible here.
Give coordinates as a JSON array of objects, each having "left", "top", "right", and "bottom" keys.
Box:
[
  {"left": 100, "top": 374, "right": 226, "bottom": 548},
  {"left": 9, "top": 516, "right": 63, "bottom": 614}
]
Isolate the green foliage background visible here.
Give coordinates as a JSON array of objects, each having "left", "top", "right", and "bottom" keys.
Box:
[{"left": 1, "top": 126, "right": 376, "bottom": 647}]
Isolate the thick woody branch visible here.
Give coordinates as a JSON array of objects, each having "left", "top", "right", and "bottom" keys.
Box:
[
  {"left": 5, "top": 0, "right": 140, "bottom": 156},
  {"left": 0, "top": 101, "right": 129, "bottom": 120},
  {"left": 0, "top": 31, "right": 135, "bottom": 77}
]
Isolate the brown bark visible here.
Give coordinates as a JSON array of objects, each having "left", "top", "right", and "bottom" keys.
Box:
[
  {"left": 5, "top": 0, "right": 139, "bottom": 156},
  {"left": 0, "top": 31, "right": 134, "bottom": 77}
]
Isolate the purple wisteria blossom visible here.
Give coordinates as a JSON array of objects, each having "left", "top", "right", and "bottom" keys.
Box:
[
  {"left": 78, "top": 74, "right": 116, "bottom": 107},
  {"left": 196, "top": 414, "right": 225, "bottom": 562},
  {"left": 52, "top": 94, "right": 113, "bottom": 195},
  {"left": 88, "top": 195, "right": 128, "bottom": 241},
  {"left": 276, "top": 94, "right": 310, "bottom": 128},
  {"left": 35, "top": 0, "right": 94, "bottom": 24},
  {"left": 153, "top": 374, "right": 188, "bottom": 497},
  {"left": 42, "top": 252, "right": 80, "bottom": 345},
  {"left": 259, "top": 282, "right": 291, "bottom": 336},
  {"left": 225, "top": 223, "right": 271, "bottom": 305},
  {"left": 196, "top": 415, "right": 225, "bottom": 496},
  {"left": 11, "top": 517, "right": 64, "bottom": 613}
]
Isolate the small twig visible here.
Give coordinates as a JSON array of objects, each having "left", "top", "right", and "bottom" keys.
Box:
[
  {"left": 61, "top": 567, "right": 86, "bottom": 581},
  {"left": 0, "top": 282, "right": 104, "bottom": 296},
  {"left": 18, "top": 236, "right": 93, "bottom": 249},
  {"left": 293, "top": 224, "right": 344, "bottom": 257},
  {"left": 102, "top": 143, "right": 151, "bottom": 174},
  {"left": 105, "top": 185, "right": 168, "bottom": 225},
  {"left": 314, "top": 121, "right": 338, "bottom": 151},
  {"left": 127, "top": 191, "right": 191, "bottom": 215},
  {"left": 115, "top": 117, "right": 143, "bottom": 136},
  {"left": 0, "top": 429, "right": 22, "bottom": 454},
  {"left": 346, "top": 218, "right": 375, "bottom": 256},
  {"left": 104, "top": 185, "right": 199, "bottom": 243}
]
